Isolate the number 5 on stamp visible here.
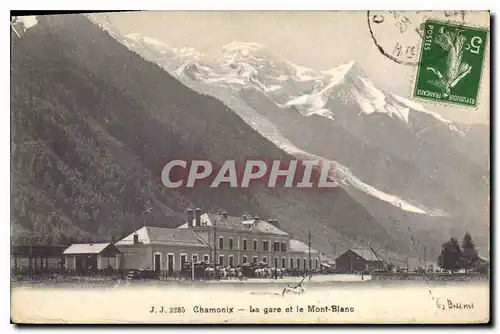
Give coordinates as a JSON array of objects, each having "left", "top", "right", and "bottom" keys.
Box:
[{"left": 413, "top": 20, "right": 488, "bottom": 107}]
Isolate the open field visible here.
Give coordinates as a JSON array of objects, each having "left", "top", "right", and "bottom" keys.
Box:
[
  {"left": 11, "top": 272, "right": 489, "bottom": 288},
  {"left": 11, "top": 276, "right": 489, "bottom": 324},
  {"left": 12, "top": 274, "right": 371, "bottom": 287}
]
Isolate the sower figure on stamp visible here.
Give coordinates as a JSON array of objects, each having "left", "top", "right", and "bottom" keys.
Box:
[{"left": 426, "top": 28, "right": 472, "bottom": 98}]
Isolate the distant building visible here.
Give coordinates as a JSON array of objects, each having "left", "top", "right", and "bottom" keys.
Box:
[
  {"left": 115, "top": 226, "right": 209, "bottom": 275},
  {"left": 11, "top": 244, "right": 67, "bottom": 270},
  {"left": 288, "top": 238, "right": 321, "bottom": 271},
  {"left": 63, "top": 243, "right": 121, "bottom": 272},
  {"left": 473, "top": 257, "right": 490, "bottom": 274},
  {"left": 115, "top": 209, "right": 321, "bottom": 275},
  {"left": 320, "top": 253, "right": 335, "bottom": 273},
  {"left": 334, "top": 248, "right": 385, "bottom": 273}
]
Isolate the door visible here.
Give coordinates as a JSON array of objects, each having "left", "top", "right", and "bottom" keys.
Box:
[
  {"left": 75, "top": 256, "right": 83, "bottom": 273},
  {"left": 154, "top": 254, "right": 161, "bottom": 274},
  {"left": 167, "top": 254, "right": 174, "bottom": 277}
]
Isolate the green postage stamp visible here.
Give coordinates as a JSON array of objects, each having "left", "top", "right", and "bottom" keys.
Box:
[{"left": 414, "top": 20, "right": 488, "bottom": 107}]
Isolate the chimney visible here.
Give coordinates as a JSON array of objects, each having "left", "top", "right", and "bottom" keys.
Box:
[
  {"left": 195, "top": 208, "right": 201, "bottom": 227},
  {"left": 222, "top": 211, "right": 228, "bottom": 219},
  {"left": 133, "top": 233, "right": 139, "bottom": 244},
  {"left": 187, "top": 209, "right": 194, "bottom": 228}
]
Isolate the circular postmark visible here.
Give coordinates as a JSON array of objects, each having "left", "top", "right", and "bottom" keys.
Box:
[{"left": 367, "top": 11, "right": 467, "bottom": 66}]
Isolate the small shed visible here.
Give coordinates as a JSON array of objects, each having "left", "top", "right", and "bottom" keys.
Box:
[
  {"left": 334, "top": 248, "right": 385, "bottom": 273},
  {"left": 63, "top": 243, "right": 121, "bottom": 272}
]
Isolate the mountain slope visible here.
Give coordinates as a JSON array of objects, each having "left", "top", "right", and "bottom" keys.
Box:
[
  {"left": 104, "top": 29, "right": 490, "bottom": 253},
  {"left": 11, "top": 14, "right": 399, "bottom": 257}
]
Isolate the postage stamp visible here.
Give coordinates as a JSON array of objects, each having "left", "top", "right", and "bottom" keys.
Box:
[
  {"left": 413, "top": 20, "right": 489, "bottom": 107},
  {"left": 367, "top": 11, "right": 467, "bottom": 66}
]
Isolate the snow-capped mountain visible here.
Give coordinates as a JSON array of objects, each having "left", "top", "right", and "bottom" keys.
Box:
[
  {"left": 102, "top": 25, "right": 489, "bottom": 249},
  {"left": 120, "top": 33, "right": 462, "bottom": 133},
  {"left": 114, "top": 33, "right": 455, "bottom": 214}
]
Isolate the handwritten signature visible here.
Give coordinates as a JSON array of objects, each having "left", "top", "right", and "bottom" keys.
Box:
[{"left": 435, "top": 297, "right": 474, "bottom": 311}]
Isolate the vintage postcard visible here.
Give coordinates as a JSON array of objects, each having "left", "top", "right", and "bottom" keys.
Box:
[{"left": 10, "top": 10, "right": 490, "bottom": 324}]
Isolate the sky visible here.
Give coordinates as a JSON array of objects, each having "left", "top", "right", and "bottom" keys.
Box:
[{"left": 96, "top": 11, "right": 489, "bottom": 124}]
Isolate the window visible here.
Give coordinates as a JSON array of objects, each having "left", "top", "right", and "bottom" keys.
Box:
[
  {"left": 229, "top": 238, "right": 233, "bottom": 250},
  {"left": 192, "top": 254, "right": 198, "bottom": 263},
  {"left": 154, "top": 253, "right": 162, "bottom": 271},
  {"left": 263, "top": 257, "right": 267, "bottom": 264},
  {"left": 273, "top": 241, "right": 280, "bottom": 252},
  {"left": 252, "top": 256, "right": 257, "bottom": 264},
  {"left": 253, "top": 240, "right": 258, "bottom": 251},
  {"left": 180, "top": 254, "right": 187, "bottom": 269},
  {"left": 262, "top": 240, "right": 269, "bottom": 251},
  {"left": 167, "top": 253, "right": 174, "bottom": 273},
  {"left": 290, "top": 258, "right": 294, "bottom": 268},
  {"left": 274, "top": 257, "right": 278, "bottom": 268},
  {"left": 219, "top": 237, "right": 224, "bottom": 250},
  {"left": 297, "top": 258, "right": 301, "bottom": 268},
  {"left": 282, "top": 257, "right": 286, "bottom": 268},
  {"left": 229, "top": 256, "right": 234, "bottom": 267},
  {"left": 243, "top": 239, "right": 247, "bottom": 250},
  {"left": 203, "top": 255, "right": 209, "bottom": 263},
  {"left": 315, "top": 259, "right": 319, "bottom": 269},
  {"left": 303, "top": 258, "right": 307, "bottom": 270},
  {"left": 242, "top": 256, "right": 248, "bottom": 264},
  {"left": 281, "top": 242, "right": 287, "bottom": 252},
  {"left": 219, "top": 255, "right": 224, "bottom": 266}
]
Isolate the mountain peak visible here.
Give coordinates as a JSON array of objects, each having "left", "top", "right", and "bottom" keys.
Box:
[
  {"left": 221, "top": 41, "right": 266, "bottom": 53},
  {"left": 323, "top": 60, "right": 357, "bottom": 77},
  {"left": 113, "top": 32, "right": 462, "bottom": 133},
  {"left": 125, "top": 33, "right": 171, "bottom": 49}
]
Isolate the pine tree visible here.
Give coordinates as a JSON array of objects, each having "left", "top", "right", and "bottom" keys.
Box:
[
  {"left": 437, "top": 237, "right": 461, "bottom": 272},
  {"left": 461, "top": 231, "right": 479, "bottom": 273}
]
